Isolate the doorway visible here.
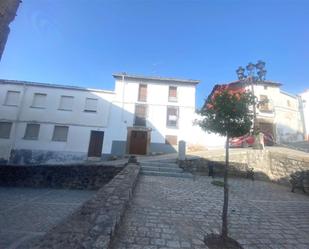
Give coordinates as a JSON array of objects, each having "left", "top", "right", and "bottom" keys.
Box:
[
  {"left": 129, "top": 130, "right": 148, "bottom": 155},
  {"left": 88, "top": 131, "right": 104, "bottom": 157}
]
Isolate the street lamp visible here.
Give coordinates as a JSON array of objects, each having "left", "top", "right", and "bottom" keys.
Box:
[{"left": 236, "top": 60, "right": 267, "bottom": 132}]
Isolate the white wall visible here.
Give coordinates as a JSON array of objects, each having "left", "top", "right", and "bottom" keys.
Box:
[
  {"left": 113, "top": 77, "right": 198, "bottom": 146},
  {"left": 0, "top": 82, "right": 115, "bottom": 160},
  {"left": 251, "top": 84, "right": 304, "bottom": 143}
]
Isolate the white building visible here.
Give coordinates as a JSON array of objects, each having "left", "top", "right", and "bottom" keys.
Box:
[
  {"left": 299, "top": 89, "right": 309, "bottom": 141},
  {"left": 225, "top": 80, "right": 305, "bottom": 143},
  {"left": 0, "top": 74, "right": 223, "bottom": 164}
]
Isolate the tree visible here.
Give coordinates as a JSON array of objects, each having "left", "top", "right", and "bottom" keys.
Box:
[{"left": 198, "top": 84, "right": 255, "bottom": 241}]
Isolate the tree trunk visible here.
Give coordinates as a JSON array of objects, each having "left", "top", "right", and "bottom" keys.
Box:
[{"left": 222, "top": 133, "right": 229, "bottom": 240}]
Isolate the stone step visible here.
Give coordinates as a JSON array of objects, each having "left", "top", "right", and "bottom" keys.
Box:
[
  {"left": 140, "top": 162, "right": 179, "bottom": 168},
  {"left": 141, "top": 169, "right": 193, "bottom": 178},
  {"left": 141, "top": 165, "right": 183, "bottom": 173}
]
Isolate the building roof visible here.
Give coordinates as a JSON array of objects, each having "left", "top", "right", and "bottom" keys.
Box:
[
  {"left": 280, "top": 90, "right": 297, "bottom": 99},
  {"left": 0, "top": 79, "right": 115, "bottom": 94},
  {"left": 219, "top": 80, "right": 282, "bottom": 87},
  {"left": 112, "top": 72, "right": 200, "bottom": 84}
]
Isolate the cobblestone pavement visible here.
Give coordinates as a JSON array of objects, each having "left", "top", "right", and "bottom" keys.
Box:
[
  {"left": 0, "top": 187, "right": 95, "bottom": 249},
  {"left": 111, "top": 175, "right": 309, "bottom": 249}
]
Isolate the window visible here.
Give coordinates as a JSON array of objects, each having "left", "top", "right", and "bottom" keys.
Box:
[
  {"left": 165, "top": 135, "right": 178, "bottom": 145},
  {"left": 138, "top": 84, "right": 147, "bottom": 102},
  {"left": 166, "top": 106, "right": 179, "bottom": 127},
  {"left": 32, "top": 93, "right": 47, "bottom": 108},
  {"left": 84, "top": 98, "right": 98, "bottom": 112},
  {"left": 59, "top": 96, "right": 74, "bottom": 111},
  {"left": 52, "top": 126, "right": 69, "bottom": 142},
  {"left": 259, "top": 95, "right": 270, "bottom": 112},
  {"left": 264, "top": 86, "right": 268, "bottom": 90},
  {"left": 4, "top": 91, "right": 20, "bottom": 106},
  {"left": 0, "top": 122, "right": 12, "bottom": 139},
  {"left": 287, "top": 100, "right": 291, "bottom": 107},
  {"left": 168, "top": 86, "right": 177, "bottom": 102},
  {"left": 24, "top": 124, "right": 40, "bottom": 140},
  {"left": 134, "top": 104, "right": 147, "bottom": 126}
]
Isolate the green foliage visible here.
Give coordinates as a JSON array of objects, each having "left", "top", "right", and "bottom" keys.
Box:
[{"left": 198, "top": 85, "right": 255, "bottom": 137}]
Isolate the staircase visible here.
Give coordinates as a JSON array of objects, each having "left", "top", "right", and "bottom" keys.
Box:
[{"left": 140, "top": 160, "right": 193, "bottom": 178}]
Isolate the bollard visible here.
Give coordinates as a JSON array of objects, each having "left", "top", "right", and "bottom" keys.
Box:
[{"left": 178, "top": 140, "right": 186, "bottom": 161}]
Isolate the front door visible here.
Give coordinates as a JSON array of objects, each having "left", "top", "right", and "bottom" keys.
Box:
[
  {"left": 88, "top": 131, "right": 104, "bottom": 157},
  {"left": 129, "top": 130, "right": 147, "bottom": 155}
]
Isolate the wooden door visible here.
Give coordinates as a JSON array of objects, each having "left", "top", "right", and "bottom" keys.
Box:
[
  {"left": 88, "top": 131, "right": 104, "bottom": 157},
  {"left": 129, "top": 130, "right": 147, "bottom": 155}
]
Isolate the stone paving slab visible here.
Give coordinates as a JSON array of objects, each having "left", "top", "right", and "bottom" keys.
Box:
[
  {"left": 0, "top": 187, "right": 95, "bottom": 249},
  {"left": 110, "top": 175, "right": 309, "bottom": 249}
]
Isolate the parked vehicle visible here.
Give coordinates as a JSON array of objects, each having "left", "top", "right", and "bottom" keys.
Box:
[{"left": 229, "top": 132, "right": 274, "bottom": 148}]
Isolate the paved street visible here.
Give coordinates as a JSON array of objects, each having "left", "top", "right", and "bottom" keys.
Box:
[
  {"left": 0, "top": 187, "right": 95, "bottom": 249},
  {"left": 111, "top": 175, "right": 309, "bottom": 249}
]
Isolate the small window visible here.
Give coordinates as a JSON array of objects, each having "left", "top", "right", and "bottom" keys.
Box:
[
  {"left": 259, "top": 95, "right": 270, "bottom": 112},
  {"left": 52, "top": 126, "right": 69, "bottom": 142},
  {"left": 0, "top": 122, "right": 12, "bottom": 139},
  {"left": 168, "top": 86, "right": 177, "bottom": 102},
  {"left": 134, "top": 104, "right": 147, "bottom": 126},
  {"left": 264, "top": 86, "right": 268, "bottom": 90},
  {"left": 24, "top": 124, "right": 40, "bottom": 140},
  {"left": 4, "top": 91, "right": 20, "bottom": 106},
  {"left": 32, "top": 93, "right": 47, "bottom": 108},
  {"left": 165, "top": 135, "right": 178, "bottom": 145},
  {"left": 287, "top": 100, "right": 291, "bottom": 107},
  {"left": 138, "top": 84, "right": 147, "bottom": 102},
  {"left": 166, "top": 106, "right": 179, "bottom": 127},
  {"left": 84, "top": 98, "right": 98, "bottom": 112},
  {"left": 59, "top": 96, "right": 74, "bottom": 111}
]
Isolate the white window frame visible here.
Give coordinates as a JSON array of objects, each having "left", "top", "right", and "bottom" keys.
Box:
[
  {"left": 84, "top": 98, "right": 98, "bottom": 112},
  {"left": 31, "top": 93, "right": 47, "bottom": 109},
  {"left": 0, "top": 122, "right": 13, "bottom": 139},
  {"left": 4, "top": 91, "right": 20, "bottom": 106},
  {"left": 24, "top": 123, "right": 40, "bottom": 140},
  {"left": 58, "top": 95, "right": 74, "bottom": 111},
  {"left": 52, "top": 125, "right": 69, "bottom": 142}
]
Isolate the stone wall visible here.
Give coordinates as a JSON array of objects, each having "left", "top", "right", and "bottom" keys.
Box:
[
  {"left": 0, "top": 164, "right": 123, "bottom": 190},
  {"left": 182, "top": 149, "right": 309, "bottom": 185},
  {"left": 20, "top": 164, "right": 140, "bottom": 249},
  {"left": 0, "top": 0, "right": 20, "bottom": 60}
]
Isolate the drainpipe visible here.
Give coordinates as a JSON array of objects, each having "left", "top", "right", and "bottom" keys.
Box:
[
  {"left": 121, "top": 74, "right": 125, "bottom": 122},
  {"left": 297, "top": 95, "right": 307, "bottom": 140},
  {"left": 9, "top": 82, "right": 27, "bottom": 163}
]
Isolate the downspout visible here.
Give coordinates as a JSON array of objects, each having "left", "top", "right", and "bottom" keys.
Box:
[
  {"left": 9, "top": 82, "right": 27, "bottom": 163},
  {"left": 297, "top": 95, "right": 307, "bottom": 140},
  {"left": 121, "top": 74, "right": 125, "bottom": 122}
]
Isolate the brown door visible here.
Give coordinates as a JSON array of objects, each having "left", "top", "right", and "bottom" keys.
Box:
[
  {"left": 88, "top": 131, "right": 104, "bottom": 157},
  {"left": 129, "top": 130, "right": 147, "bottom": 155}
]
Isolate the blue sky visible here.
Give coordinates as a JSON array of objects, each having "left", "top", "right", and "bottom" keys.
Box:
[{"left": 0, "top": 0, "right": 308, "bottom": 107}]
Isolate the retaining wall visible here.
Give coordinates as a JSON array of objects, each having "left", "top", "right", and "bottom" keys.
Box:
[
  {"left": 0, "top": 164, "right": 123, "bottom": 190},
  {"left": 183, "top": 149, "right": 309, "bottom": 185},
  {"left": 20, "top": 163, "right": 140, "bottom": 249}
]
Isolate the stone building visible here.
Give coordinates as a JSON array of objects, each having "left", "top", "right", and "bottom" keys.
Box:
[{"left": 0, "top": 0, "right": 21, "bottom": 61}]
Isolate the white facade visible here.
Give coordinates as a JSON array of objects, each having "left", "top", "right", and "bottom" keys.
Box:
[
  {"left": 0, "top": 74, "right": 221, "bottom": 164},
  {"left": 299, "top": 90, "right": 309, "bottom": 141},
  {"left": 0, "top": 80, "right": 114, "bottom": 164},
  {"left": 245, "top": 82, "right": 304, "bottom": 143}
]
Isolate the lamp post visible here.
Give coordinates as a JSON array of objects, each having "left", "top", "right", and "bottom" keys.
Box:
[{"left": 236, "top": 60, "right": 267, "bottom": 132}]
